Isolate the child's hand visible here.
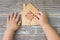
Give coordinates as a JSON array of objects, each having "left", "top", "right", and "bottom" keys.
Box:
[
  {"left": 34, "top": 11, "right": 49, "bottom": 27},
  {"left": 6, "top": 12, "right": 21, "bottom": 32}
]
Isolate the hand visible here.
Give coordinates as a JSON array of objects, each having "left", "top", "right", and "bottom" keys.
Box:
[
  {"left": 34, "top": 11, "right": 49, "bottom": 27},
  {"left": 6, "top": 12, "right": 21, "bottom": 32}
]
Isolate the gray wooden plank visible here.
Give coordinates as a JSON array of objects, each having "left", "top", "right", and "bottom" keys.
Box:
[
  {"left": 48, "top": 16, "right": 60, "bottom": 26},
  {"left": 0, "top": 34, "right": 59, "bottom": 40},
  {"left": 0, "top": 34, "right": 47, "bottom": 40},
  {"left": 0, "top": 0, "right": 24, "bottom": 14},
  {"left": 0, "top": 16, "right": 60, "bottom": 28},
  {"left": 14, "top": 35, "right": 47, "bottom": 40},
  {"left": 25, "top": 0, "right": 60, "bottom": 15},
  {"left": 0, "top": 0, "right": 60, "bottom": 40},
  {"left": 0, "top": 26, "right": 59, "bottom": 40},
  {"left": 0, "top": 25, "right": 60, "bottom": 34},
  {"left": 31, "top": 0, "right": 60, "bottom": 6},
  {"left": 0, "top": 0, "right": 60, "bottom": 15}
]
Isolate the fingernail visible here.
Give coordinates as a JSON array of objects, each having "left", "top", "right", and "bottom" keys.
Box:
[
  {"left": 38, "top": 13, "right": 41, "bottom": 15},
  {"left": 34, "top": 15, "right": 39, "bottom": 20}
]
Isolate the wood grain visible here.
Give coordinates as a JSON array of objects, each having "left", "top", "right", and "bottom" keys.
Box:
[{"left": 0, "top": 0, "right": 60, "bottom": 40}]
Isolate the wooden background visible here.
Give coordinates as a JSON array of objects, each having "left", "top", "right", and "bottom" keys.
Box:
[{"left": 0, "top": 0, "right": 60, "bottom": 40}]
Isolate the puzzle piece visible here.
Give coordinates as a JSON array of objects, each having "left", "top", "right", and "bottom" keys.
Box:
[
  {"left": 20, "top": 3, "right": 39, "bottom": 25},
  {"left": 25, "top": 11, "right": 35, "bottom": 21}
]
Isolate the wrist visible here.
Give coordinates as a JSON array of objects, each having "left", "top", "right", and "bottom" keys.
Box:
[
  {"left": 5, "top": 29, "right": 15, "bottom": 33},
  {"left": 4, "top": 30, "right": 15, "bottom": 37},
  {"left": 40, "top": 23, "right": 51, "bottom": 27}
]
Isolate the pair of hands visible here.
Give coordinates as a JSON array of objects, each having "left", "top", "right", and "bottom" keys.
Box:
[{"left": 6, "top": 11, "right": 49, "bottom": 32}]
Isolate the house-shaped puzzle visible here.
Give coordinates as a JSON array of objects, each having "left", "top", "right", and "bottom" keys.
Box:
[{"left": 20, "top": 3, "right": 39, "bottom": 25}]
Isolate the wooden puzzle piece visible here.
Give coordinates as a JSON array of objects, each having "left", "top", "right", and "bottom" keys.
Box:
[
  {"left": 20, "top": 3, "right": 39, "bottom": 25},
  {"left": 25, "top": 11, "right": 35, "bottom": 21}
]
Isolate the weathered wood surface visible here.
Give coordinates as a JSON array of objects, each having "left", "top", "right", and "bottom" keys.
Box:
[{"left": 0, "top": 0, "right": 60, "bottom": 40}]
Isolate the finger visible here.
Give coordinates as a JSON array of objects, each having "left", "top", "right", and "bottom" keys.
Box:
[
  {"left": 12, "top": 12, "right": 14, "bottom": 18},
  {"left": 15, "top": 14, "right": 20, "bottom": 23},
  {"left": 33, "top": 17, "right": 39, "bottom": 25},
  {"left": 34, "top": 13, "right": 40, "bottom": 20},
  {"left": 43, "top": 12, "right": 47, "bottom": 15},
  {"left": 10, "top": 13, "right": 14, "bottom": 20},
  {"left": 34, "top": 17, "right": 39, "bottom": 21},
  {"left": 38, "top": 11, "right": 43, "bottom": 15},
  {"left": 39, "top": 11, "right": 47, "bottom": 15},
  {"left": 18, "top": 21, "right": 21, "bottom": 26},
  {"left": 34, "top": 11, "right": 44, "bottom": 20},
  {"left": 13, "top": 12, "right": 18, "bottom": 20},
  {"left": 7, "top": 14, "right": 10, "bottom": 21},
  {"left": 41, "top": 11, "right": 48, "bottom": 17}
]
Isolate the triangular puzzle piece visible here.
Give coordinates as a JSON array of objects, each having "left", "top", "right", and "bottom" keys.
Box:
[{"left": 20, "top": 3, "right": 39, "bottom": 25}]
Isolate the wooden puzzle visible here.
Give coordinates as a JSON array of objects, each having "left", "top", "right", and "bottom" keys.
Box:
[{"left": 20, "top": 3, "right": 39, "bottom": 25}]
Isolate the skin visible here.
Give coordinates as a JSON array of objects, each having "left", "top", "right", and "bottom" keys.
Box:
[
  {"left": 34, "top": 11, "right": 60, "bottom": 40},
  {"left": 3, "top": 12, "right": 21, "bottom": 40},
  {"left": 3, "top": 11, "right": 60, "bottom": 40}
]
